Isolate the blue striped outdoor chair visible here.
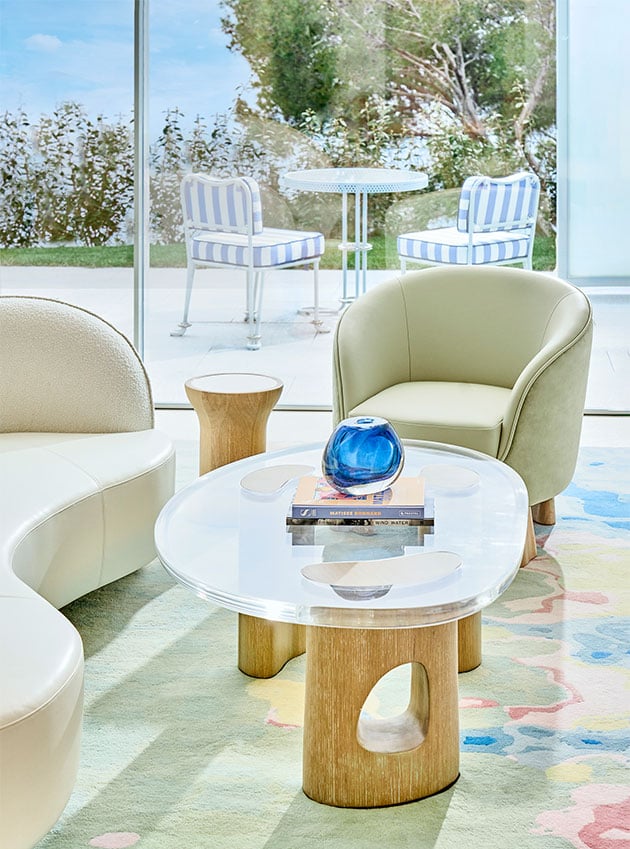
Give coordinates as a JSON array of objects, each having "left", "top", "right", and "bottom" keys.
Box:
[
  {"left": 172, "top": 173, "right": 326, "bottom": 350},
  {"left": 397, "top": 171, "right": 540, "bottom": 273}
]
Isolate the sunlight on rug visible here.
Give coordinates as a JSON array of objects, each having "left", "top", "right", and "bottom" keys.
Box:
[{"left": 36, "top": 448, "right": 630, "bottom": 849}]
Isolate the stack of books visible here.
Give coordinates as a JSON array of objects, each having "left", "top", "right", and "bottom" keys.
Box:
[
  {"left": 286, "top": 475, "right": 433, "bottom": 546},
  {"left": 286, "top": 475, "right": 433, "bottom": 526}
]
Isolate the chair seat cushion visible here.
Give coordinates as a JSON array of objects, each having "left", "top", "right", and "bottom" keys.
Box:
[
  {"left": 397, "top": 226, "right": 530, "bottom": 265},
  {"left": 191, "top": 227, "right": 325, "bottom": 268},
  {"left": 349, "top": 381, "right": 512, "bottom": 456}
]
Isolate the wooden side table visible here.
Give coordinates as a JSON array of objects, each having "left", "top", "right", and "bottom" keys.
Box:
[{"left": 184, "top": 372, "right": 306, "bottom": 676}]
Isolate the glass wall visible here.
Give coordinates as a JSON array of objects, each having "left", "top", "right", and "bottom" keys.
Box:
[
  {"left": 0, "top": 0, "right": 135, "bottom": 338},
  {"left": 2, "top": 1, "right": 626, "bottom": 412},
  {"left": 141, "top": 0, "right": 559, "bottom": 406},
  {"left": 557, "top": 0, "right": 630, "bottom": 411}
]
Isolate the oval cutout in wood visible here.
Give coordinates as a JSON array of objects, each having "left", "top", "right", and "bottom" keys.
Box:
[{"left": 357, "top": 662, "right": 428, "bottom": 753}]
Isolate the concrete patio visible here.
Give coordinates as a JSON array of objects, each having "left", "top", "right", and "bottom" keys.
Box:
[{"left": 1, "top": 265, "right": 628, "bottom": 411}]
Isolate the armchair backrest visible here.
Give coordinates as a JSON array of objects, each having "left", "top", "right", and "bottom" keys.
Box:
[
  {"left": 0, "top": 296, "right": 154, "bottom": 433},
  {"left": 457, "top": 172, "right": 540, "bottom": 234},
  {"left": 333, "top": 267, "right": 591, "bottom": 420},
  {"left": 180, "top": 173, "right": 263, "bottom": 237}
]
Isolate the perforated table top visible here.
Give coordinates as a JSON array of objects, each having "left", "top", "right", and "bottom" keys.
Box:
[{"left": 281, "top": 167, "right": 428, "bottom": 194}]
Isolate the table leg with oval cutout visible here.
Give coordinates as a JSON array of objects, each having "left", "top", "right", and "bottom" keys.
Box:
[{"left": 302, "top": 621, "right": 459, "bottom": 807}]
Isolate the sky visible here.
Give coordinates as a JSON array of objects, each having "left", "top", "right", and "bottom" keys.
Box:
[{"left": 0, "top": 0, "right": 253, "bottom": 135}]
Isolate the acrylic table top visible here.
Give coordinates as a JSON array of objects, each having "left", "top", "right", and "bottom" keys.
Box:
[{"left": 155, "top": 441, "right": 528, "bottom": 629}]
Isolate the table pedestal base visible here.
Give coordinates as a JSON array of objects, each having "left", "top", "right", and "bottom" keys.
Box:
[
  {"left": 458, "top": 611, "right": 482, "bottom": 672},
  {"left": 238, "top": 615, "right": 306, "bottom": 678},
  {"left": 302, "top": 622, "right": 459, "bottom": 807}
]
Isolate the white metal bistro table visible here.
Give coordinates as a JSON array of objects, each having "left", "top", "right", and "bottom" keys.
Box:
[
  {"left": 281, "top": 167, "right": 428, "bottom": 303},
  {"left": 155, "top": 440, "right": 528, "bottom": 808}
]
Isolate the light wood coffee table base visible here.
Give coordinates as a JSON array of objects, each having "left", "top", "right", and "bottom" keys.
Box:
[
  {"left": 237, "top": 612, "right": 478, "bottom": 807},
  {"left": 238, "top": 616, "right": 306, "bottom": 678},
  {"left": 303, "top": 622, "right": 460, "bottom": 807}
]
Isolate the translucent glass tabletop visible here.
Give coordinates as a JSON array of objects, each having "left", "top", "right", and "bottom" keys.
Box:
[{"left": 154, "top": 441, "right": 529, "bottom": 629}]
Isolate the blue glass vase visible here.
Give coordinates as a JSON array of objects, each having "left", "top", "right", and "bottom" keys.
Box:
[{"left": 322, "top": 416, "right": 404, "bottom": 495}]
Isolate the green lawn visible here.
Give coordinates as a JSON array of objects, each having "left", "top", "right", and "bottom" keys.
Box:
[{"left": 0, "top": 235, "right": 556, "bottom": 272}]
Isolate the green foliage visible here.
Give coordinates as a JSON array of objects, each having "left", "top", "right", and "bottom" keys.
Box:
[
  {"left": 268, "top": 0, "right": 337, "bottom": 122},
  {"left": 222, "top": 0, "right": 337, "bottom": 122},
  {"left": 0, "top": 104, "right": 133, "bottom": 248},
  {"left": 35, "top": 103, "right": 134, "bottom": 246},
  {"left": 0, "top": 109, "right": 37, "bottom": 247},
  {"left": 150, "top": 108, "right": 187, "bottom": 244},
  {"left": 0, "top": 234, "right": 556, "bottom": 272}
]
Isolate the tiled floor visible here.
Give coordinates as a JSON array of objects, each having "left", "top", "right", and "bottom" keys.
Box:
[{"left": 2, "top": 265, "right": 628, "bottom": 411}]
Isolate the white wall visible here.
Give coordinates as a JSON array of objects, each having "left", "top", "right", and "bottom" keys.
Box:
[{"left": 557, "top": 0, "right": 630, "bottom": 283}]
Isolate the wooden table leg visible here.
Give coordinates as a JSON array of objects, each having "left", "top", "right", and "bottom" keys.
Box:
[
  {"left": 302, "top": 622, "right": 459, "bottom": 807},
  {"left": 238, "top": 615, "right": 306, "bottom": 678},
  {"left": 458, "top": 611, "right": 482, "bottom": 672},
  {"left": 185, "top": 372, "right": 296, "bottom": 677}
]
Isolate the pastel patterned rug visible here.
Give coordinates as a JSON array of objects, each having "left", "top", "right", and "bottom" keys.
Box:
[{"left": 37, "top": 447, "right": 629, "bottom": 849}]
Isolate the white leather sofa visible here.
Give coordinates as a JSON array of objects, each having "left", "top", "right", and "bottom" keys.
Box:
[{"left": 0, "top": 296, "right": 176, "bottom": 849}]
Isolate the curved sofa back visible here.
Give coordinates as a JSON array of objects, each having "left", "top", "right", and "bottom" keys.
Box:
[{"left": 0, "top": 296, "right": 153, "bottom": 433}]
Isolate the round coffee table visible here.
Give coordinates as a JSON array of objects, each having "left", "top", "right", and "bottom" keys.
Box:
[{"left": 155, "top": 441, "right": 528, "bottom": 808}]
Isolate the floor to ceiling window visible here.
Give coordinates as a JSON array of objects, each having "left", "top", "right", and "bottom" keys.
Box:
[
  {"left": 557, "top": 0, "right": 630, "bottom": 412},
  {"left": 142, "top": 0, "right": 560, "bottom": 406},
  {"left": 0, "top": 0, "right": 135, "bottom": 338},
  {"left": 1, "top": 1, "right": 627, "bottom": 411}
]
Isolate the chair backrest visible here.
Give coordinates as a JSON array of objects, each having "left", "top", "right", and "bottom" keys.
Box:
[
  {"left": 180, "top": 173, "right": 264, "bottom": 236},
  {"left": 457, "top": 172, "right": 540, "bottom": 233},
  {"left": 333, "top": 266, "right": 592, "bottom": 411},
  {"left": 0, "top": 296, "right": 154, "bottom": 433}
]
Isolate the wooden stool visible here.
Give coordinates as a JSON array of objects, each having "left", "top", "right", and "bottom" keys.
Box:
[
  {"left": 185, "top": 372, "right": 305, "bottom": 676},
  {"left": 185, "top": 372, "right": 284, "bottom": 474}
]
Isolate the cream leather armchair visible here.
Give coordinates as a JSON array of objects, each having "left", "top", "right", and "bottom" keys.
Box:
[{"left": 333, "top": 267, "right": 593, "bottom": 542}]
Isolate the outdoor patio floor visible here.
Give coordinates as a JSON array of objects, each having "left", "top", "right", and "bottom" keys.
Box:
[{"left": 1, "top": 265, "right": 628, "bottom": 411}]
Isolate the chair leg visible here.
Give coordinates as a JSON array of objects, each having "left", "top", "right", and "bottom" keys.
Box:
[
  {"left": 531, "top": 498, "right": 556, "bottom": 525},
  {"left": 170, "top": 262, "right": 195, "bottom": 336},
  {"left": 400, "top": 257, "right": 407, "bottom": 275},
  {"left": 520, "top": 509, "right": 537, "bottom": 567},
  {"left": 311, "top": 259, "right": 329, "bottom": 334},
  {"left": 246, "top": 270, "right": 263, "bottom": 350}
]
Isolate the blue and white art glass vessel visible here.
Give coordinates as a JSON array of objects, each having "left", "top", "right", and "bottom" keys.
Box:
[{"left": 322, "top": 416, "right": 404, "bottom": 495}]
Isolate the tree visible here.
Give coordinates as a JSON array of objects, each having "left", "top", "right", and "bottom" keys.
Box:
[
  {"left": 0, "top": 109, "right": 37, "bottom": 247},
  {"left": 34, "top": 103, "right": 134, "bottom": 246},
  {"left": 340, "top": 1, "right": 555, "bottom": 186},
  {"left": 221, "top": 0, "right": 338, "bottom": 123},
  {"left": 150, "top": 107, "right": 187, "bottom": 243}
]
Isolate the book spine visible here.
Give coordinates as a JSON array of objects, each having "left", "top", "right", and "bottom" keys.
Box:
[
  {"left": 286, "top": 516, "right": 434, "bottom": 527},
  {"left": 290, "top": 505, "right": 426, "bottom": 519}
]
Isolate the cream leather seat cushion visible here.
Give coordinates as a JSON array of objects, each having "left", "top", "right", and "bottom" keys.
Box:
[
  {"left": 350, "top": 381, "right": 512, "bottom": 456},
  {"left": 0, "top": 598, "right": 84, "bottom": 842},
  {"left": 0, "top": 295, "right": 176, "bottom": 849},
  {"left": 1, "top": 431, "right": 175, "bottom": 609}
]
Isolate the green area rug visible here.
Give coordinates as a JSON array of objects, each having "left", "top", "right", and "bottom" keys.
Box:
[{"left": 38, "top": 448, "right": 629, "bottom": 849}]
